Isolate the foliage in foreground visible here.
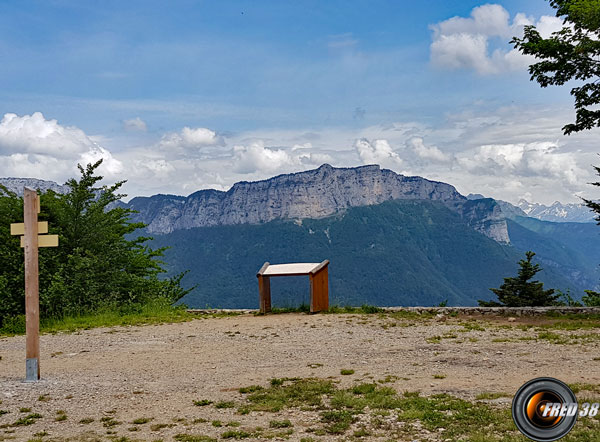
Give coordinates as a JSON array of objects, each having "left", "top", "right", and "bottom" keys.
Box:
[
  {"left": 0, "top": 160, "right": 192, "bottom": 328},
  {"left": 512, "top": 0, "right": 600, "bottom": 135}
]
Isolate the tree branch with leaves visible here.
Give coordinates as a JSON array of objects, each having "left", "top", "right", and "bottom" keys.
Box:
[{"left": 512, "top": 0, "right": 600, "bottom": 134}]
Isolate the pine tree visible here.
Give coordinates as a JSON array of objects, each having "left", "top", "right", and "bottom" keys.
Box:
[
  {"left": 580, "top": 163, "right": 600, "bottom": 305},
  {"left": 479, "top": 251, "right": 559, "bottom": 307}
]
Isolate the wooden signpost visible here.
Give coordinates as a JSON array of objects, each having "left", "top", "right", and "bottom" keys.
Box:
[{"left": 10, "top": 188, "right": 59, "bottom": 382}]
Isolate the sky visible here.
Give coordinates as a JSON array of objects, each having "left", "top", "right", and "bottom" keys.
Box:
[{"left": 0, "top": 0, "right": 598, "bottom": 205}]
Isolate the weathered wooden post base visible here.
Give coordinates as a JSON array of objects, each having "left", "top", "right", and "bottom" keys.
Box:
[
  {"left": 257, "top": 260, "right": 329, "bottom": 314},
  {"left": 25, "top": 358, "right": 40, "bottom": 382},
  {"left": 10, "top": 187, "right": 59, "bottom": 383}
]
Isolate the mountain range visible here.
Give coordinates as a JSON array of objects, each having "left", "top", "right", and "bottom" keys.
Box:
[
  {"left": 2, "top": 165, "right": 599, "bottom": 307},
  {"left": 467, "top": 193, "right": 596, "bottom": 223}
]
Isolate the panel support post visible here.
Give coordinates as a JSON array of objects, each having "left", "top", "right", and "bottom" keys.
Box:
[
  {"left": 258, "top": 275, "right": 271, "bottom": 313},
  {"left": 23, "top": 188, "right": 40, "bottom": 382},
  {"left": 309, "top": 260, "right": 329, "bottom": 313}
]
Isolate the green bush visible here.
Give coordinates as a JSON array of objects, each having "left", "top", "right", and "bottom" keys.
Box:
[
  {"left": 582, "top": 290, "right": 600, "bottom": 307},
  {"left": 0, "top": 160, "right": 192, "bottom": 328},
  {"left": 0, "top": 314, "right": 25, "bottom": 335}
]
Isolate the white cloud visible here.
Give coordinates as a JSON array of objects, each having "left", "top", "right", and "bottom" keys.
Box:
[
  {"left": 79, "top": 145, "right": 123, "bottom": 175},
  {"left": 430, "top": 4, "right": 563, "bottom": 75},
  {"left": 122, "top": 117, "right": 147, "bottom": 132},
  {"left": 456, "top": 141, "right": 586, "bottom": 185},
  {"left": 2, "top": 109, "right": 596, "bottom": 206},
  {"left": 232, "top": 142, "right": 297, "bottom": 174},
  {"left": 0, "top": 112, "right": 123, "bottom": 182},
  {"left": 354, "top": 138, "right": 402, "bottom": 168},
  {"left": 407, "top": 137, "right": 451, "bottom": 163},
  {"left": 0, "top": 112, "right": 95, "bottom": 159},
  {"left": 159, "top": 126, "right": 219, "bottom": 150}
]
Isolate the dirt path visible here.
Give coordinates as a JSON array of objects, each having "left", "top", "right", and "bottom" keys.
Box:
[{"left": 1, "top": 313, "right": 598, "bottom": 441}]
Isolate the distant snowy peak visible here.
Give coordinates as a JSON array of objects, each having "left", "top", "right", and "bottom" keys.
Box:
[{"left": 516, "top": 199, "right": 596, "bottom": 223}]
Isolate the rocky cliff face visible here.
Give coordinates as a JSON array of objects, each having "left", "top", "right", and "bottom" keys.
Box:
[
  {"left": 459, "top": 198, "right": 511, "bottom": 243},
  {"left": 126, "top": 164, "right": 510, "bottom": 242},
  {"left": 0, "top": 165, "right": 511, "bottom": 242},
  {"left": 0, "top": 177, "right": 69, "bottom": 195}
]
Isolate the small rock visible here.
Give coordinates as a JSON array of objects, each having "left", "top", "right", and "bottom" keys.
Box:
[
  {"left": 508, "top": 317, "right": 517, "bottom": 322},
  {"left": 435, "top": 314, "right": 446, "bottom": 322}
]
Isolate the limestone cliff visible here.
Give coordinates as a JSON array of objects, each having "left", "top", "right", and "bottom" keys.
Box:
[{"left": 126, "top": 164, "right": 510, "bottom": 242}]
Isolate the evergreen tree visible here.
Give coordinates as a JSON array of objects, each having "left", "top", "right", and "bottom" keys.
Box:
[
  {"left": 580, "top": 164, "right": 600, "bottom": 305},
  {"left": 513, "top": 1, "right": 600, "bottom": 304},
  {"left": 479, "top": 251, "right": 559, "bottom": 307}
]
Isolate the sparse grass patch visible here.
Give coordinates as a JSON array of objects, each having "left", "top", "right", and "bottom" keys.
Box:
[
  {"left": 325, "top": 305, "right": 384, "bottom": 314},
  {"left": 426, "top": 335, "right": 442, "bottom": 344},
  {"left": 0, "top": 303, "right": 194, "bottom": 337},
  {"left": 568, "top": 383, "right": 600, "bottom": 394},
  {"left": 353, "top": 427, "right": 372, "bottom": 437},
  {"left": 320, "top": 410, "right": 356, "bottom": 434},
  {"left": 79, "top": 417, "right": 94, "bottom": 424},
  {"left": 269, "top": 419, "right": 292, "bottom": 428},
  {"left": 55, "top": 410, "right": 67, "bottom": 421},
  {"left": 211, "top": 420, "right": 222, "bottom": 427},
  {"left": 150, "top": 422, "right": 174, "bottom": 431},
  {"left": 174, "top": 435, "right": 217, "bottom": 442},
  {"left": 132, "top": 417, "right": 153, "bottom": 424},
  {"left": 460, "top": 322, "right": 486, "bottom": 332},
  {"left": 193, "top": 399, "right": 212, "bottom": 407},
  {"left": 238, "top": 385, "right": 263, "bottom": 394},
  {"left": 340, "top": 369, "right": 355, "bottom": 375},
  {"left": 269, "top": 304, "right": 310, "bottom": 314},
  {"left": 19, "top": 408, "right": 31, "bottom": 413},
  {"left": 432, "top": 374, "right": 446, "bottom": 379},
  {"left": 378, "top": 375, "right": 399, "bottom": 384},
  {"left": 537, "top": 331, "right": 569, "bottom": 344},
  {"left": 101, "top": 416, "right": 121, "bottom": 428},
  {"left": 221, "top": 430, "right": 252, "bottom": 439},
  {"left": 234, "top": 377, "right": 562, "bottom": 438},
  {"left": 214, "top": 401, "right": 235, "bottom": 409},
  {"left": 37, "top": 394, "right": 50, "bottom": 402},
  {"left": 12, "top": 413, "right": 42, "bottom": 426},
  {"left": 475, "top": 392, "right": 511, "bottom": 400},
  {"left": 242, "top": 378, "right": 335, "bottom": 412}
]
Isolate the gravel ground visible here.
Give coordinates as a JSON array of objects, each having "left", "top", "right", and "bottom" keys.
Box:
[{"left": 0, "top": 313, "right": 598, "bottom": 441}]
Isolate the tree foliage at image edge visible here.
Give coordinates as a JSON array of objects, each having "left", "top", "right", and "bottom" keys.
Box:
[{"left": 0, "top": 160, "right": 191, "bottom": 328}]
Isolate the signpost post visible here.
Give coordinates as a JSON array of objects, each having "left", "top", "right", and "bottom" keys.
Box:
[{"left": 10, "top": 187, "right": 59, "bottom": 382}]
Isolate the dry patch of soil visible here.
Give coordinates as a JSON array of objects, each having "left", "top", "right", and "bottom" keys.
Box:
[{"left": 0, "top": 313, "right": 598, "bottom": 441}]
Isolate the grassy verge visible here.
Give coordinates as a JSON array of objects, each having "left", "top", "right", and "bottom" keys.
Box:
[
  {"left": 0, "top": 301, "right": 194, "bottom": 337},
  {"left": 232, "top": 377, "right": 600, "bottom": 440}
]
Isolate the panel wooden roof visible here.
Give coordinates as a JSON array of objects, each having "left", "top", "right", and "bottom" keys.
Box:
[{"left": 257, "top": 260, "right": 329, "bottom": 277}]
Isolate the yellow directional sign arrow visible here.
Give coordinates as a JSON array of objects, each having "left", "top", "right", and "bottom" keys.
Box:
[
  {"left": 20, "top": 234, "right": 59, "bottom": 248},
  {"left": 10, "top": 222, "right": 48, "bottom": 236}
]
